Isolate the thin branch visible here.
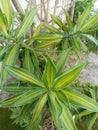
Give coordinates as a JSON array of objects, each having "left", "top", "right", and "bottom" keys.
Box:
[{"left": 12, "top": 0, "right": 24, "bottom": 14}]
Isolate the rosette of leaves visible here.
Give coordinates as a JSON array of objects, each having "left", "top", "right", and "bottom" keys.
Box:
[
  {"left": 1, "top": 50, "right": 98, "bottom": 130},
  {"left": 31, "top": 4, "right": 98, "bottom": 57}
]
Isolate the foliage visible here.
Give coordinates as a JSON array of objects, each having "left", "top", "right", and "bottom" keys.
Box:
[
  {"left": 74, "top": 0, "right": 93, "bottom": 20},
  {"left": 74, "top": 83, "right": 98, "bottom": 130},
  {"left": 0, "top": 1, "right": 98, "bottom": 130},
  {"left": 33, "top": 4, "right": 98, "bottom": 57}
]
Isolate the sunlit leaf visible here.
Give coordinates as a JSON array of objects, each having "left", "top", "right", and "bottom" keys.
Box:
[
  {"left": 5, "top": 65, "right": 44, "bottom": 87},
  {"left": 17, "top": 7, "right": 37, "bottom": 39},
  {"left": 0, "top": 88, "right": 45, "bottom": 107},
  {"left": 55, "top": 49, "right": 70, "bottom": 75},
  {"left": 35, "top": 39, "right": 62, "bottom": 49},
  {"left": 29, "top": 94, "right": 47, "bottom": 129},
  {"left": 0, "top": 84, "right": 36, "bottom": 94},
  {"left": 43, "top": 56, "right": 57, "bottom": 88},
  {"left": 81, "top": 14, "right": 98, "bottom": 31},
  {"left": 62, "top": 88, "right": 98, "bottom": 112},
  {"left": 33, "top": 34, "right": 63, "bottom": 41},
  {"left": 0, "top": 9, "right": 8, "bottom": 36},
  {"left": 44, "top": 23, "right": 61, "bottom": 33},
  {"left": 23, "top": 49, "right": 34, "bottom": 74},
  {"left": 53, "top": 63, "right": 87, "bottom": 89},
  {"left": 31, "top": 52, "right": 42, "bottom": 79},
  {"left": 81, "top": 34, "right": 98, "bottom": 46},
  {"left": 1, "top": 0, "right": 12, "bottom": 27},
  {"left": 51, "top": 15, "right": 68, "bottom": 32},
  {"left": 0, "top": 44, "right": 13, "bottom": 59},
  {"left": 49, "top": 91, "right": 76, "bottom": 130},
  {"left": 2, "top": 44, "right": 19, "bottom": 82},
  {"left": 63, "top": 8, "right": 73, "bottom": 30},
  {"left": 77, "top": 4, "right": 92, "bottom": 29}
]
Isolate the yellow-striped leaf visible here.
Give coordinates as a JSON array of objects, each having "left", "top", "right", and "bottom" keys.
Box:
[
  {"left": 49, "top": 91, "right": 76, "bottom": 130},
  {"left": 81, "top": 34, "right": 98, "bottom": 46},
  {"left": 5, "top": 65, "right": 44, "bottom": 87},
  {"left": 31, "top": 52, "right": 42, "bottom": 79},
  {"left": 29, "top": 94, "right": 47, "bottom": 129},
  {"left": 77, "top": 4, "right": 92, "bottom": 29},
  {"left": 62, "top": 88, "right": 98, "bottom": 112},
  {"left": 35, "top": 39, "right": 62, "bottom": 49},
  {"left": 0, "top": 84, "right": 35, "bottom": 94},
  {"left": 0, "top": 88, "right": 45, "bottom": 107},
  {"left": 43, "top": 57, "right": 57, "bottom": 88},
  {"left": 61, "top": 106, "right": 77, "bottom": 130},
  {"left": 33, "top": 34, "right": 63, "bottom": 41},
  {"left": 63, "top": 9, "right": 73, "bottom": 30},
  {"left": 51, "top": 15, "right": 68, "bottom": 32},
  {"left": 29, "top": 22, "right": 45, "bottom": 45},
  {"left": 0, "top": 44, "right": 13, "bottom": 59},
  {"left": 78, "top": 38, "right": 88, "bottom": 51},
  {"left": 2, "top": 44, "right": 19, "bottom": 81},
  {"left": 87, "top": 113, "right": 98, "bottom": 130},
  {"left": 17, "top": 7, "right": 37, "bottom": 39},
  {"left": 55, "top": 49, "right": 70, "bottom": 75},
  {"left": 23, "top": 49, "right": 34, "bottom": 74},
  {"left": 81, "top": 14, "right": 98, "bottom": 31},
  {"left": 44, "top": 23, "right": 61, "bottom": 33},
  {"left": 1, "top": 0, "right": 12, "bottom": 27},
  {"left": 0, "top": 9, "right": 8, "bottom": 36},
  {"left": 53, "top": 63, "right": 87, "bottom": 89}
]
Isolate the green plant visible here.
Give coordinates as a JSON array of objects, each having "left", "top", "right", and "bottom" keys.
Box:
[
  {"left": 32, "top": 4, "right": 98, "bottom": 57},
  {"left": 74, "top": 84, "right": 98, "bottom": 130},
  {"left": 1, "top": 50, "right": 98, "bottom": 130},
  {"left": 0, "top": 0, "right": 37, "bottom": 83},
  {"left": 0, "top": 1, "right": 98, "bottom": 130}
]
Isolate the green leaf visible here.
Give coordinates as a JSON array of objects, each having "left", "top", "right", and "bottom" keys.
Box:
[
  {"left": 80, "top": 14, "right": 98, "bottom": 31},
  {"left": 5, "top": 65, "right": 44, "bottom": 87},
  {"left": 33, "top": 34, "right": 63, "bottom": 41},
  {"left": 51, "top": 15, "right": 68, "bottom": 32},
  {"left": 77, "top": 4, "right": 92, "bottom": 29},
  {"left": 81, "top": 34, "right": 98, "bottom": 46},
  {"left": 75, "top": 110, "right": 92, "bottom": 118},
  {"left": 0, "top": 88, "right": 45, "bottom": 107},
  {"left": 29, "top": 94, "right": 47, "bottom": 129},
  {"left": 17, "top": 7, "right": 37, "bottom": 39},
  {"left": 72, "top": 36, "right": 81, "bottom": 57},
  {"left": 44, "top": 23, "right": 61, "bottom": 33},
  {"left": 87, "top": 113, "right": 98, "bottom": 130},
  {"left": 43, "top": 57, "right": 57, "bottom": 88},
  {"left": 23, "top": 49, "right": 34, "bottom": 74},
  {"left": 55, "top": 49, "right": 70, "bottom": 75},
  {"left": 78, "top": 38, "right": 88, "bottom": 52},
  {"left": 49, "top": 91, "right": 76, "bottom": 130},
  {"left": 61, "top": 106, "right": 77, "bottom": 130},
  {"left": 63, "top": 9, "right": 73, "bottom": 30},
  {"left": 0, "top": 9, "right": 8, "bottom": 36},
  {"left": 31, "top": 52, "right": 42, "bottom": 79},
  {"left": 0, "top": 84, "right": 35, "bottom": 94},
  {"left": 62, "top": 88, "right": 98, "bottom": 112},
  {"left": 0, "top": 44, "right": 13, "bottom": 59},
  {"left": 29, "top": 22, "right": 45, "bottom": 45},
  {"left": 35, "top": 39, "right": 62, "bottom": 49},
  {"left": 53, "top": 63, "right": 87, "bottom": 89},
  {"left": 2, "top": 44, "right": 19, "bottom": 82},
  {"left": 1, "top": 0, "right": 12, "bottom": 27}
]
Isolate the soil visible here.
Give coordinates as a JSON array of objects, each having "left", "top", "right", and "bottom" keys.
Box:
[{"left": 79, "top": 52, "right": 98, "bottom": 86}]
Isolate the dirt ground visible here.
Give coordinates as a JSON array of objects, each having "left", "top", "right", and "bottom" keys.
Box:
[{"left": 79, "top": 52, "right": 98, "bottom": 86}]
